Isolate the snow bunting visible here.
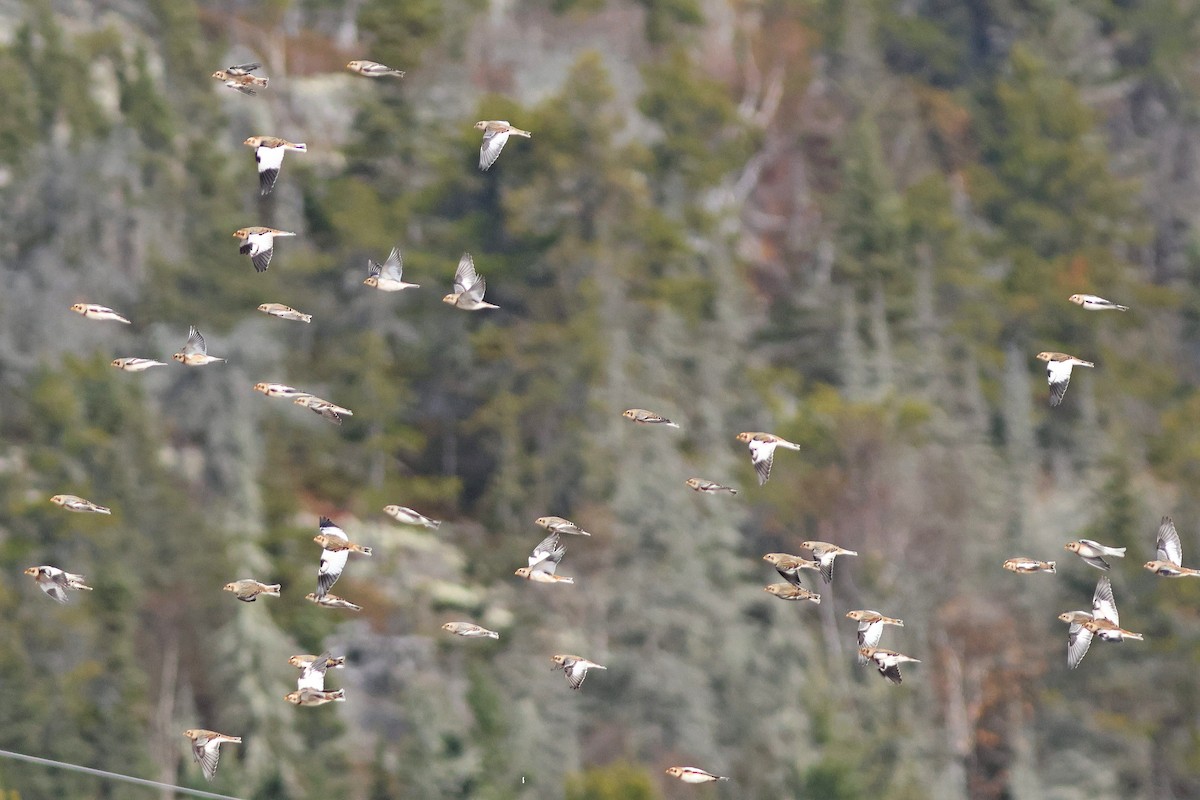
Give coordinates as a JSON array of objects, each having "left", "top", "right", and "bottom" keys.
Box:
[
  {"left": 1069, "top": 294, "right": 1128, "bottom": 311},
  {"left": 1081, "top": 575, "right": 1143, "bottom": 643},
  {"left": 383, "top": 505, "right": 441, "bottom": 529},
  {"left": 291, "top": 651, "right": 333, "bottom": 692},
  {"left": 442, "top": 253, "right": 498, "bottom": 310},
  {"left": 346, "top": 60, "right": 405, "bottom": 78},
  {"left": 183, "top": 729, "right": 241, "bottom": 782},
  {"left": 364, "top": 246, "right": 419, "bottom": 292},
  {"left": 735, "top": 432, "right": 800, "bottom": 485},
  {"left": 1064, "top": 539, "right": 1126, "bottom": 571},
  {"left": 234, "top": 227, "right": 296, "bottom": 273},
  {"left": 685, "top": 478, "right": 737, "bottom": 495},
  {"left": 284, "top": 688, "right": 345, "bottom": 706},
  {"left": 475, "top": 120, "right": 531, "bottom": 171},
  {"left": 1035, "top": 351, "right": 1094, "bottom": 407},
  {"left": 1057, "top": 610, "right": 1095, "bottom": 670},
  {"left": 664, "top": 767, "right": 729, "bottom": 784},
  {"left": 550, "top": 654, "right": 606, "bottom": 690},
  {"left": 257, "top": 302, "right": 311, "bottom": 323},
  {"left": 442, "top": 621, "right": 500, "bottom": 639},
  {"left": 173, "top": 326, "right": 225, "bottom": 366},
  {"left": 24, "top": 566, "right": 92, "bottom": 603},
  {"left": 763, "top": 583, "right": 821, "bottom": 603},
  {"left": 243, "top": 136, "right": 305, "bottom": 196},
  {"left": 622, "top": 408, "right": 679, "bottom": 428},
  {"left": 50, "top": 494, "right": 110, "bottom": 514},
  {"left": 253, "top": 382, "right": 310, "bottom": 400},
  {"left": 223, "top": 579, "right": 280, "bottom": 602},
  {"left": 515, "top": 532, "right": 574, "bottom": 584},
  {"left": 534, "top": 515, "right": 590, "bottom": 536},
  {"left": 304, "top": 592, "right": 362, "bottom": 611},
  {"left": 800, "top": 541, "right": 858, "bottom": 584},
  {"left": 288, "top": 653, "right": 345, "bottom": 672},
  {"left": 293, "top": 395, "right": 353, "bottom": 425},
  {"left": 859, "top": 646, "right": 920, "bottom": 684},
  {"left": 1144, "top": 516, "right": 1200, "bottom": 577},
  {"left": 110, "top": 357, "right": 169, "bottom": 372},
  {"left": 1002, "top": 557, "right": 1056, "bottom": 574},
  {"left": 314, "top": 517, "right": 368, "bottom": 597},
  {"left": 69, "top": 303, "right": 130, "bottom": 324},
  {"left": 846, "top": 610, "right": 904, "bottom": 664},
  {"left": 762, "top": 553, "right": 821, "bottom": 587},
  {"left": 212, "top": 62, "right": 267, "bottom": 94}
]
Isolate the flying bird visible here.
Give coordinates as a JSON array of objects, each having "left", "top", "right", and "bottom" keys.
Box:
[
  {"left": 69, "top": 303, "right": 130, "bottom": 324},
  {"left": 173, "top": 326, "right": 225, "bottom": 366},
  {"left": 364, "top": 246, "right": 419, "bottom": 292},
  {"left": 442, "top": 253, "right": 498, "bottom": 310},
  {"left": 223, "top": 579, "right": 280, "bottom": 602},
  {"left": 859, "top": 646, "right": 920, "bottom": 684},
  {"left": 291, "top": 650, "right": 334, "bottom": 692},
  {"left": 1069, "top": 294, "right": 1128, "bottom": 311},
  {"left": 685, "top": 478, "right": 738, "bottom": 495},
  {"left": 474, "top": 120, "right": 531, "bottom": 171},
  {"left": 762, "top": 553, "right": 820, "bottom": 587},
  {"left": 253, "top": 382, "right": 311, "bottom": 400},
  {"left": 1057, "top": 610, "right": 1095, "bottom": 670},
  {"left": 442, "top": 621, "right": 500, "bottom": 639},
  {"left": 514, "top": 532, "right": 574, "bottom": 584},
  {"left": 664, "top": 767, "right": 729, "bottom": 784},
  {"left": 1081, "top": 575, "right": 1143, "bottom": 644},
  {"left": 304, "top": 592, "right": 362, "bottom": 611},
  {"left": 1064, "top": 539, "right": 1126, "bottom": 571},
  {"left": 735, "top": 431, "right": 800, "bottom": 485},
  {"left": 534, "top": 516, "right": 590, "bottom": 536},
  {"left": 384, "top": 505, "right": 442, "bottom": 529},
  {"left": 314, "top": 517, "right": 369, "bottom": 597},
  {"left": 24, "top": 566, "right": 92, "bottom": 603},
  {"left": 1059, "top": 576, "right": 1141, "bottom": 669},
  {"left": 288, "top": 653, "right": 346, "bottom": 672},
  {"left": 183, "top": 729, "right": 241, "bottom": 782},
  {"left": 550, "top": 654, "right": 607, "bottom": 690},
  {"left": 1002, "top": 557, "right": 1056, "bottom": 574},
  {"left": 1144, "top": 516, "right": 1200, "bottom": 577},
  {"left": 233, "top": 227, "right": 296, "bottom": 273},
  {"left": 211, "top": 62, "right": 267, "bottom": 94},
  {"left": 293, "top": 395, "right": 353, "bottom": 425},
  {"left": 284, "top": 688, "right": 345, "bottom": 706},
  {"left": 346, "top": 60, "right": 405, "bottom": 78},
  {"left": 1035, "top": 351, "right": 1094, "bottom": 407},
  {"left": 50, "top": 494, "right": 110, "bottom": 514},
  {"left": 257, "top": 302, "right": 312, "bottom": 323},
  {"left": 243, "top": 136, "right": 305, "bottom": 195},
  {"left": 800, "top": 541, "right": 858, "bottom": 584},
  {"left": 846, "top": 610, "right": 904, "bottom": 664},
  {"left": 622, "top": 408, "right": 679, "bottom": 428},
  {"left": 763, "top": 583, "right": 821, "bottom": 603},
  {"left": 110, "top": 357, "right": 169, "bottom": 372}
]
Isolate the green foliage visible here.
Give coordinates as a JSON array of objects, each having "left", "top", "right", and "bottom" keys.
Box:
[
  {"left": 565, "top": 763, "right": 660, "bottom": 800},
  {"left": 634, "top": 0, "right": 704, "bottom": 44},
  {"left": 639, "top": 49, "right": 755, "bottom": 190}
]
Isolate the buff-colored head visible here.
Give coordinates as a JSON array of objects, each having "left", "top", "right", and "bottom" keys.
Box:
[
  {"left": 514, "top": 567, "right": 532, "bottom": 579},
  {"left": 1068, "top": 294, "right": 1085, "bottom": 305},
  {"left": 1064, "top": 541, "right": 1081, "bottom": 554},
  {"left": 1035, "top": 351, "right": 1054, "bottom": 362}
]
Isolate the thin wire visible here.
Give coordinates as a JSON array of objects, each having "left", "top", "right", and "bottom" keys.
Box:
[{"left": 0, "top": 747, "right": 245, "bottom": 800}]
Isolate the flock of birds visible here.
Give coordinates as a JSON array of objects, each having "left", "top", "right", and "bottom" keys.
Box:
[{"left": 18, "top": 51, "right": 1179, "bottom": 794}]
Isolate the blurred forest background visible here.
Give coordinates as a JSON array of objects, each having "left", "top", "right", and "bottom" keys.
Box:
[{"left": 2, "top": 0, "right": 1200, "bottom": 797}]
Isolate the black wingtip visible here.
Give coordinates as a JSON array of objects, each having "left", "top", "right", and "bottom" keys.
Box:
[
  {"left": 258, "top": 168, "right": 278, "bottom": 195},
  {"left": 319, "top": 516, "right": 334, "bottom": 529}
]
